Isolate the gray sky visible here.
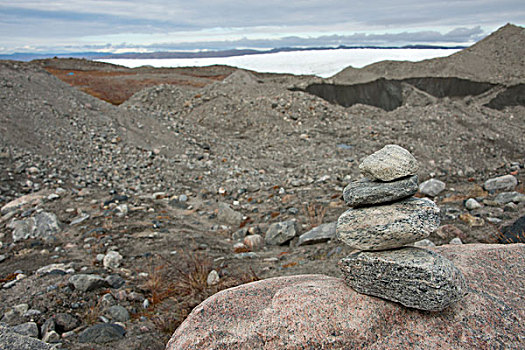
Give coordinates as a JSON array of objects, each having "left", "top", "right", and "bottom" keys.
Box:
[{"left": 0, "top": 0, "right": 523, "bottom": 53}]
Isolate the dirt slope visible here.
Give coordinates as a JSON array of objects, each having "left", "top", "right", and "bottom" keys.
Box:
[{"left": 334, "top": 24, "right": 525, "bottom": 85}]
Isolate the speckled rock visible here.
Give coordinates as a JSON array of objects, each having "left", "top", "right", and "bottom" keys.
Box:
[
  {"left": 336, "top": 197, "right": 440, "bottom": 250},
  {"left": 339, "top": 247, "right": 467, "bottom": 311},
  {"left": 343, "top": 175, "right": 418, "bottom": 207},
  {"left": 359, "top": 145, "right": 418, "bottom": 181},
  {"left": 166, "top": 244, "right": 525, "bottom": 350},
  {"left": 418, "top": 178, "right": 446, "bottom": 197},
  {"left": 297, "top": 222, "right": 336, "bottom": 246}
]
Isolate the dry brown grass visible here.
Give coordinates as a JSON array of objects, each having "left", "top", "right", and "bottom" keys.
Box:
[
  {"left": 491, "top": 223, "right": 525, "bottom": 244},
  {"left": 45, "top": 68, "right": 209, "bottom": 105},
  {"left": 81, "top": 297, "right": 106, "bottom": 325},
  {"left": 303, "top": 203, "right": 326, "bottom": 229},
  {"left": 468, "top": 184, "right": 488, "bottom": 198},
  {"left": 139, "top": 252, "right": 258, "bottom": 337}
]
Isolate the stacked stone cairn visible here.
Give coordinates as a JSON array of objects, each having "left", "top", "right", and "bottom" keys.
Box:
[{"left": 337, "top": 145, "right": 467, "bottom": 312}]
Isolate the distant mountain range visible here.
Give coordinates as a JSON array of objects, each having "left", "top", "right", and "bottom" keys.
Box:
[{"left": 0, "top": 45, "right": 466, "bottom": 61}]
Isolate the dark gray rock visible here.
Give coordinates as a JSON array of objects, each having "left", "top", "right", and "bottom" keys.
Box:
[
  {"left": 54, "top": 313, "right": 79, "bottom": 332},
  {"left": 484, "top": 174, "right": 518, "bottom": 191},
  {"left": 11, "top": 322, "right": 39, "bottom": 338},
  {"left": 336, "top": 197, "right": 440, "bottom": 251},
  {"left": 265, "top": 220, "right": 297, "bottom": 245},
  {"left": 78, "top": 323, "right": 125, "bottom": 344},
  {"left": 359, "top": 145, "right": 419, "bottom": 181},
  {"left": 297, "top": 222, "right": 336, "bottom": 246},
  {"left": 0, "top": 324, "right": 53, "bottom": 350},
  {"left": 339, "top": 247, "right": 467, "bottom": 311},
  {"left": 105, "top": 274, "right": 125, "bottom": 289},
  {"left": 419, "top": 178, "right": 446, "bottom": 197},
  {"left": 105, "top": 305, "right": 130, "bottom": 322},
  {"left": 343, "top": 175, "right": 418, "bottom": 207},
  {"left": 68, "top": 274, "right": 108, "bottom": 292}
]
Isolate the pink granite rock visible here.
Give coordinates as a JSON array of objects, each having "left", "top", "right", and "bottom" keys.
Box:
[{"left": 166, "top": 244, "right": 525, "bottom": 349}]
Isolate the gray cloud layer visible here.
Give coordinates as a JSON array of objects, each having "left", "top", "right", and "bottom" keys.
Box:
[{"left": 0, "top": 1, "right": 523, "bottom": 53}]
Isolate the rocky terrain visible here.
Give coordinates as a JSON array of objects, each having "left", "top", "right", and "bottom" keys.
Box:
[{"left": 0, "top": 24, "right": 524, "bottom": 349}]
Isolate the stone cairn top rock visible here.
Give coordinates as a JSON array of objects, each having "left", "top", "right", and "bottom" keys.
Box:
[{"left": 336, "top": 144, "right": 467, "bottom": 311}]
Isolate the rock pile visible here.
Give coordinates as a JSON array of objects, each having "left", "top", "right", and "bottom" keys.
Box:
[{"left": 336, "top": 145, "right": 467, "bottom": 311}]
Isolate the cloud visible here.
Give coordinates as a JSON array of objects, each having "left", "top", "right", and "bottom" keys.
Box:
[
  {"left": 101, "top": 26, "right": 485, "bottom": 52},
  {"left": 0, "top": 1, "right": 523, "bottom": 53}
]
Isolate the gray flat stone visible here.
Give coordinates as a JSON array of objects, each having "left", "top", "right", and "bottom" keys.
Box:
[
  {"left": 343, "top": 175, "right": 418, "bottom": 207},
  {"left": 336, "top": 197, "right": 440, "bottom": 251},
  {"left": 1, "top": 193, "right": 44, "bottom": 215},
  {"left": 484, "top": 174, "right": 517, "bottom": 191},
  {"left": 0, "top": 325, "right": 53, "bottom": 350},
  {"left": 11, "top": 322, "right": 39, "bottom": 338},
  {"left": 265, "top": 220, "right": 297, "bottom": 245},
  {"left": 54, "top": 313, "right": 80, "bottom": 332},
  {"left": 11, "top": 211, "right": 61, "bottom": 242},
  {"left": 494, "top": 191, "right": 525, "bottom": 204},
  {"left": 78, "top": 323, "right": 125, "bottom": 344},
  {"left": 419, "top": 178, "right": 446, "bottom": 197},
  {"left": 339, "top": 247, "right": 467, "bottom": 311},
  {"left": 297, "top": 222, "right": 336, "bottom": 246},
  {"left": 359, "top": 145, "right": 419, "bottom": 181},
  {"left": 105, "top": 305, "right": 130, "bottom": 322},
  {"left": 217, "top": 202, "right": 242, "bottom": 227},
  {"left": 68, "top": 274, "right": 108, "bottom": 292}
]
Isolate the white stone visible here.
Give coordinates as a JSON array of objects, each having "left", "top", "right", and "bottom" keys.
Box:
[
  {"left": 465, "top": 198, "right": 482, "bottom": 210},
  {"left": 449, "top": 237, "right": 463, "bottom": 245},
  {"left": 103, "top": 251, "right": 123, "bottom": 269},
  {"left": 207, "top": 270, "right": 220, "bottom": 286},
  {"left": 419, "top": 179, "right": 446, "bottom": 197}
]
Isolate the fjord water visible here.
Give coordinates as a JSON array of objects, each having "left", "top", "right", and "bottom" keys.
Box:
[{"left": 98, "top": 48, "right": 461, "bottom": 77}]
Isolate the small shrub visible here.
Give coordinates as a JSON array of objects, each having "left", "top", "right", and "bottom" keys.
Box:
[
  {"left": 303, "top": 203, "right": 326, "bottom": 229},
  {"left": 139, "top": 251, "right": 258, "bottom": 336}
]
